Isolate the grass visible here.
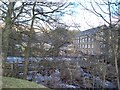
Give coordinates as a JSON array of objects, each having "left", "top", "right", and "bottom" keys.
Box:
[{"left": 2, "top": 77, "right": 47, "bottom": 89}]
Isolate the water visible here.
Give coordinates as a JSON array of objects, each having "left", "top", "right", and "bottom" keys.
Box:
[
  {"left": 7, "top": 57, "right": 24, "bottom": 63},
  {"left": 35, "top": 74, "right": 52, "bottom": 83},
  {"left": 26, "top": 68, "right": 116, "bottom": 88},
  {"left": 92, "top": 76, "right": 116, "bottom": 88},
  {"left": 7, "top": 57, "right": 116, "bottom": 88},
  {"left": 103, "top": 80, "right": 116, "bottom": 88},
  {"left": 58, "top": 83, "right": 79, "bottom": 88},
  {"left": 80, "top": 68, "right": 116, "bottom": 88},
  {"left": 6, "top": 57, "right": 44, "bottom": 63}
]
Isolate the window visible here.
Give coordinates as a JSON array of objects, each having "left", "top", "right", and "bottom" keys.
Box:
[
  {"left": 85, "top": 44, "right": 87, "bottom": 48},
  {"left": 79, "top": 44, "right": 81, "bottom": 48},
  {"left": 82, "top": 45, "right": 84, "bottom": 48},
  {"left": 91, "top": 38, "right": 94, "bottom": 41},
  {"left": 85, "top": 38, "right": 87, "bottom": 42},
  {"left": 88, "top": 44, "right": 90, "bottom": 48},
  {"left": 83, "top": 44, "right": 85, "bottom": 48},
  {"left": 81, "top": 44, "right": 82, "bottom": 48},
  {"left": 78, "top": 39, "right": 79, "bottom": 43},
  {"left": 82, "top": 38, "right": 85, "bottom": 42},
  {"left": 88, "top": 37, "right": 91, "bottom": 41},
  {"left": 101, "top": 52, "right": 103, "bottom": 54},
  {"left": 91, "top": 51, "right": 93, "bottom": 54},
  {"left": 96, "top": 36, "right": 101, "bottom": 40},
  {"left": 91, "top": 44, "right": 94, "bottom": 48},
  {"left": 77, "top": 37, "right": 79, "bottom": 43}
]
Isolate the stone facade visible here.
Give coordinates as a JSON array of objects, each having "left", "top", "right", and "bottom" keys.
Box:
[{"left": 73, "top": 25, "right": 108, "bottom": 55}]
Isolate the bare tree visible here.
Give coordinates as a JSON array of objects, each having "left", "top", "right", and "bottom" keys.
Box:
[
  {"left": 0, "top": 1, "right": 27, "bottom": 68},
  {"left": 78, "top": 0, "right": 120, "bottom": 89},
  {"left": 21, "top": 1, "right": 72, "bottom": 79},
  {"left": 0, "top": 1, "right": 72, "bottom": 79}
]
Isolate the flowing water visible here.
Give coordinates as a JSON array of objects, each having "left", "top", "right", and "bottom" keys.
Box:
[{"left": 7, "top": 57, "right": 117, "bottom": 89}]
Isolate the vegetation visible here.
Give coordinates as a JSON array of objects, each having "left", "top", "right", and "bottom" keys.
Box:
[
  {"left": 78, "top": 1, "right": 120, "bottom": 89},
  {"left": 2, "top": 77, "right": 47, "bottom": 88},
  {"left": 0, "top": 0, "right": 120, "bottom": 89}
]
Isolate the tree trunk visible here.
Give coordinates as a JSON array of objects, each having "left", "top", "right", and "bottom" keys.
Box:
[
  {"left": 114, "top": 27, "right": 120, "bottom": 90},
  {"left": 2, "top": 2, "right": 14, "bottom": 70},
  {"left": 23, "top": 3, "right": 36, "bottom": 79},
  {"left": 110, "top": 27, "right": 120, "bottom": 90}
]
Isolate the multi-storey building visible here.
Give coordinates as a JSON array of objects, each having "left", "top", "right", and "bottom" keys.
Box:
[{"left": 73, "top": 25, "right": 108, "bottom": 55}]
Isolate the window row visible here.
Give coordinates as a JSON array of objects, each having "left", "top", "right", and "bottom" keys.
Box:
[
  {"left": 79, "top": 44, "right": 94, "bottom": 48},
  {"left": 82, "top": 50, "right": 94, "bottom": 54},
  {"left": 83, "top": 50, "right": 103, "bottom": 55},
  {"left": 80, "top": 37, "right": 94, "bottom": 42},
  {"left": 75, "top": 37, "right": 94, "bottom": 43}
]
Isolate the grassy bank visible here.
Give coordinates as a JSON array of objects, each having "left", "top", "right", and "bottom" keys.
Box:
[{"left": 2, "top": 77, "right": 47, "bottom": 88}]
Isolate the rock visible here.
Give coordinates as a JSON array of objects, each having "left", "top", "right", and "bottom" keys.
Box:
[
  {"left": 60, "top": 67, "right": 81, "bottom": 83},
  {"left": 60, "top": 61, "right": 81, "bottom": 83},
  {"left": 58, "top": 83, "right": 77, "bottom": 88},
  {"left": 103, "top": 81, "right": 116, "bottom": 88},
  {"left": 83, "top": 76, "right": 93, "bottom": 88}
]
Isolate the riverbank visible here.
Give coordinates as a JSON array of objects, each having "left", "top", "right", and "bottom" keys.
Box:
[{"left": 2, "top": 77, "right": 47, "bottom": 89}]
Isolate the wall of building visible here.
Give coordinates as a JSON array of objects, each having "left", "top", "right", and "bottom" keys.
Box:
[{"left": 73, "top": 26, "right": 107, "bottom": 56}]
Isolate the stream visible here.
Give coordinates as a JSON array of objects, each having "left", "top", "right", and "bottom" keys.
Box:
[
  {"left": 26, "top": 68, "right": 116, "bottom": 88},
  {"left": 7, "top": 57, "right": 117, "bottom": 89}
]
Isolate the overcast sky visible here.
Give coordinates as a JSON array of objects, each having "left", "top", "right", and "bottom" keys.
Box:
[
  {"left": 46, "top": 0, "right": 107, "bottom": 31},
  {"left": 57, "top": 0, "right": 119, "bottom": 31},
  {"left": 0, "top": 0, "right": 119, "bottom": 31}
]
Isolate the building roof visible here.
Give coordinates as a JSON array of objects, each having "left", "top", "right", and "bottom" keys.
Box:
[{"left": 76, "top": 25, "right": 107, "bottom": 37}]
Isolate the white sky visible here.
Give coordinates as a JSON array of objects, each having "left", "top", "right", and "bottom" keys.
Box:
[
  {"left": 1, "top": 0, "right": 119, "bottom": 31},
  {"left": 14, "top": 0, "right": 119, "bottom": 31},
  {"left": 60, "top": 0, "right": 105, "bottom": 31},
  {"left": 59, "top": 0, "right": 119, "bottom": 31},
  {"left": 61, "top": 9, "right": 106, "bottom": 31},
  {"left": 45, "top": 0, "right": 107, "bottom": 30}
]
